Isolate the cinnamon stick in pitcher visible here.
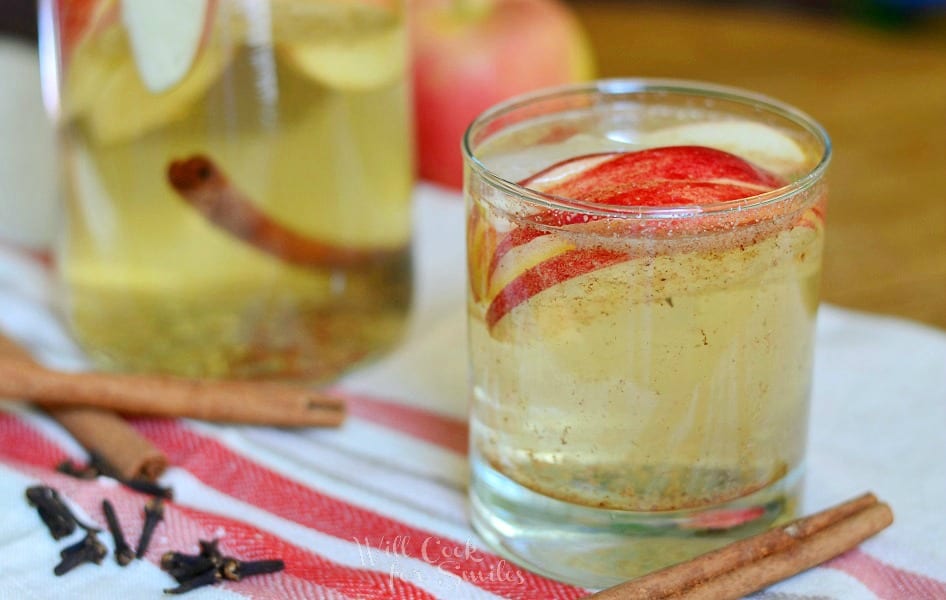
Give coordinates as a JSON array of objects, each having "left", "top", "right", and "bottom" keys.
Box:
[
  {"left": 168, "top": 154, "right": 397, "bottom": 269},
  {"left": 0, "top": 333, "right": 167, "bottom": 480},
  {"left": 589, "top": 492, "right": 893, "bottom": 600}
]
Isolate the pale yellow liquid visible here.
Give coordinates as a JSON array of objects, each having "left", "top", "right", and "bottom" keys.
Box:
[
  {"left": 469, "top": 119, "right": 825, "bottom": 513},
  {"left": 471, "top": 223, "right": 822, "bottom": 511},
  {"left": 56, "top": 0, "right": 412, "bottom": 378}
]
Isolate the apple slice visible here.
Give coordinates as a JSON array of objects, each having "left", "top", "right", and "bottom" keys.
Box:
[
  {"left": 484, "top": 145, "right": 784, "bottom": 293},
  {"left": 520, "top": 152, "right": 619, "bottom": 190},
  {"left": 486, "top": 245, "right": 627, "bottom": 330},
  {"left": 480, "top": 153, "right": 619, "bottom": 281},
  {"left": 537, "top": 146, "right": 783, "bottom": 204},
  {"left": 486, "top": 218, "right": 821, "bottom": 342},
  {"left": 58, "top": 0, "right": 119, "bottom": 64},
  {"left": 122, "top": 0, "right": 210, "bottom": 93},
  {"left": 65, "top": 142, "right": 118, "bottom": 247},
  {"left": 60, "top": 4, "right": 122, "bottom": 121},
  {"left": 506, "top": 144, "right": 781, "bottom": 226},
  {"left": 468, "top": 201, "right": 498, "bottom": 302},
  {"left": 487, "top": 230, "right": 578, "bottom": 301},
  {"left": 73, "top": 0, "right": 221, "bottom": 143},
  {"left": 640, "top": 121, "right": 807, "bottom": 176},
  {"left": 86, "top": 37, "right": 230, "bottom": 144},
  {"left": 482, "top": 146, "right": 786, "bottom": 332},
  {"left": 280, "top": 26, "right": 406, "bottom": 92}
]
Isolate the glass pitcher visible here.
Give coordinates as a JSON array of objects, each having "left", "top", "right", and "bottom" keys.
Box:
[{"left": 39, "top": 0, "right": 413, "bottom": 381}]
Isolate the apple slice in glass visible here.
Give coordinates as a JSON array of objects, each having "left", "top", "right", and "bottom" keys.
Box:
[
  {"left": 482, "top": 141, "right": 792, "bottom": 278},
  {"left": 482, "top": 120, "right": 808, "bottom": 271},
  {"left": 481, "top": 146, "right": 789, "bottom": 332},
  {"left": 639, "top": 120, "right": 808, "bottom": 177}
]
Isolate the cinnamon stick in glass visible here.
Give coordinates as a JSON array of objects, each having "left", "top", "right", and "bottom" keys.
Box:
[
  {"left": 0, "top": 333, "right": 167, "bottom": 480},
  {"left": 588, "top": 492, "right": 893, "bottom": 600}
]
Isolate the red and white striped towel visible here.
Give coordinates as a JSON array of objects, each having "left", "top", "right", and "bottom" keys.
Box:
[{"left": 1, "top": 185, "right": 945, "bottom": 599}]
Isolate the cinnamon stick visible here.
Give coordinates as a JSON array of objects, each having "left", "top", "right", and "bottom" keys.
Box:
[
  {"left": 0, "top": 356, "right": 345, "bottom": 427},
  {"left": 589, "top": 493, "right": 893, "bottom": 600},
  {"left": 167, "top": 154, "right": 399, "bottom": 269},
  {"left": 0, "top": 333, "right": 167, "bottom": 480},
  {"left": 51, "top": 407, "right": 168, "bottom": 480}
]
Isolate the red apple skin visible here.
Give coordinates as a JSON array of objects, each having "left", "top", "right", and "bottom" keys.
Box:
[
  {"left": 486, "top": 146, "right": 783, "bottom": 283},
  {"left": 412, "top": 0, "right": 595, "bottom": 189},
  {"left": 56, "top": 0, "right": 119, "bottom": 63},
  {"left": 58, "top": 0, "right": 101, "bottom": 52},
  {"left": 539, "top": 145, "right": 784, "bottom": 205},
  {"left": 484, "top": 146, "right": 787, "bottom": 330},
  {"left": 485, "top": 247, "right": 626, "bottom": 329}
]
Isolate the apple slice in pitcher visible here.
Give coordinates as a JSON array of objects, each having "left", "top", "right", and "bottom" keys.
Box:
[
  {"left": 122, "top": 0, "right": 211, "bottom": 93},
  {"left": 280, "top": 26, "right": 407, "bottom": 92},
  {"left": 58, "top": 0, "right": 119, "bottom": 63},
  {"left": 58, "top": 0, "right": 121, "bottom": 120},
  {"left": 483, "top": 146, "right": 787, "bottom": 332},
  {"left": 274, "top": 0, "right": 406, "bottom": 92},
  {"left": 84, "top": 0, "right": 232, "bottom": 144}
]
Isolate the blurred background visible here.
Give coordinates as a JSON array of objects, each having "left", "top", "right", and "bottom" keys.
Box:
[
  {"left": 7, "top": 0, "right": 946, "bottom": 38},
  {"left": 1, "top": 0, "right": 944, "bottom": 328}
]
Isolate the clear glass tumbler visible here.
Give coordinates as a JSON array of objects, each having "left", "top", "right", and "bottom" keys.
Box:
[
  {"left": 464, "top": 80, "right": 830, "bottom": 587},
  {"left": 39, "top": 0, "right": 413, "bottom": 380}
]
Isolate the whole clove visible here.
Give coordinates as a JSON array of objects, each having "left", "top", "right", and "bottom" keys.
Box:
[
  {"left": 135, "top": 498, "right": 165, "bottom": 559},
  {"left": 122, "top": 478, "right": 173, "bottom": 500},
  {"left": 87, "top": 451, "right": 125, "bottom": 480},
  {"left": 161, "top": 551, "right": 217, "bottom": 583},
  {"left": 102, "top": 499, "right": 135, "bottom": 566},
  {"left": 160, "top": 539, "right": 223, "bottom": 583},
  {"left": 163, "top": 567, "right": 222, "bottom": 595},
  {"left": 198, "top": 539, "right": 222, "bottom": 562},
  {"left": 26, "top": 486, "right": 76, "bottom": 540},
  {"left": 88, "top": 452, "right": 173, "bottom": 500},
  {"left": 160, "top": 539, "right": 285, "bottom": 595},
  {"left": 25, "top": 485, "right": 98, "bottom": 539},
  {"left": 56, "top": 459, "right": 98, "bottom": 480},
  {"left": 220, "top": 557, "right": 285, "bottom": 581},
  {"left": 54, "top": 531, "right": 107, "bottom": 576}
]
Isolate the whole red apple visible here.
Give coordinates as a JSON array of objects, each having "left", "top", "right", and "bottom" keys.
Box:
[{"left": 411, "top": 0, "right": 595, "bottom": 189}]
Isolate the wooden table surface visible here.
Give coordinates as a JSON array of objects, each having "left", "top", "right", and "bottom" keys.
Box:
[{"left": 573, "top": 3, "right": 946, "bottom": 330}]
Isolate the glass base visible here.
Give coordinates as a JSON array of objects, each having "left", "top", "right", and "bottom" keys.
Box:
[{"left": 470, "top": 453, "right": 802, "bottom": 589}]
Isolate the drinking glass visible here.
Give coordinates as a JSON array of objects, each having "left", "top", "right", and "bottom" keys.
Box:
[
  {"left": 464, "top": 79, "right": 830, "bottom": 587},
  {"left": 38, "top": 0, "right": 412, "bottom": 380}
]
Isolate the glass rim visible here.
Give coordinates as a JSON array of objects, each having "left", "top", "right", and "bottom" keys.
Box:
[{"left": 461, "top": 78, "right": 832, "bottom": 220}]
